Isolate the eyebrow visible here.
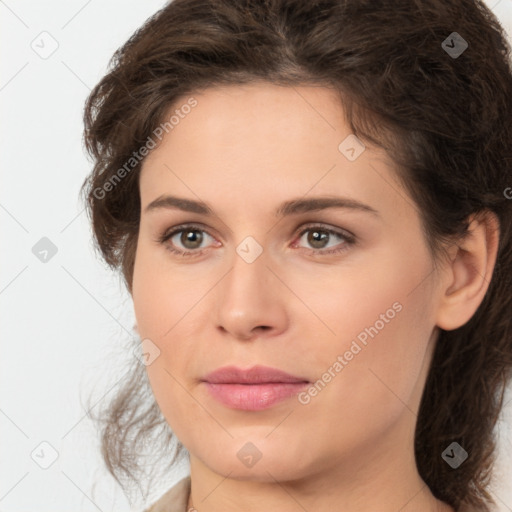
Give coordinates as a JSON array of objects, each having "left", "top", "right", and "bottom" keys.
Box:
[{"left": 144, "top": 194, "right": 380, "bottom": 217}]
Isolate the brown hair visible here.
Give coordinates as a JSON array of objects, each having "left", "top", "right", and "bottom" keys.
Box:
[{"left": 81, "top": 0, "right": 512, "bottom": 509}]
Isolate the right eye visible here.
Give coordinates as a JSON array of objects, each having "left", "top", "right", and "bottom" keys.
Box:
[{"left": 158, "top": 223, "right": 220, "bottom": 257}]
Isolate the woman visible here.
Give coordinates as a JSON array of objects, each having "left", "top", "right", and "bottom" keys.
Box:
[{"left": 80, "top": 0, "right": 512, "bottom": 511}]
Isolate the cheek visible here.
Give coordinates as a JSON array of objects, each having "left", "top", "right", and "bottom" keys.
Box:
[
  {"left": 132, "top": 241, "right": 207, "bottom": 339},
  {"left": 132, "top": 245, "right": 214, "bottom": 435},
  {"left": 290, "top": 298, "right": 433, "bottom": 464},
  {"left": 297, "top": 250, "right": 436, "bottom": 427}
]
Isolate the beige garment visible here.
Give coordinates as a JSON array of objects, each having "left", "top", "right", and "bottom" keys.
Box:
[
  {"left": 144, "top": 476, "right": 191, "bottom": 512},
  {"left": 143, "top": 476, "right": 483, "bottom": 512}
]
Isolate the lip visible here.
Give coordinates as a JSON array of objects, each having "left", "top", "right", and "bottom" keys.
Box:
[
  {"left": 203, "top": 365, "right": 308, "bottom": 384},
  {"left": 202, "top": 365, "right": 310, "bottom": 411}
]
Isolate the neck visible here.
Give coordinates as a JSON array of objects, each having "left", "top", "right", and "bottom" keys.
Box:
[{"left": 186, "top": 411, "right": 453, "bottom": 512}]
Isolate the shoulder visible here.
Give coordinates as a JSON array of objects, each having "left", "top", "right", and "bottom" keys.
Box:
[{"left": 143, "top": 476, "right": 191, "bottom": 512}]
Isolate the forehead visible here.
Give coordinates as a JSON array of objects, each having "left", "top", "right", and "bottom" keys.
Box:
[
  {"left": 145, "top": 82, "right": 349, "bottom": 165},
  {"left": 139, "top": 82, "right": 409, "bottom": 222}
]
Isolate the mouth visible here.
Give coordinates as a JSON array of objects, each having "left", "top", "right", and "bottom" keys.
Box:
[{"left": 201, "top": 365, "right": 310, "bottom": 411}]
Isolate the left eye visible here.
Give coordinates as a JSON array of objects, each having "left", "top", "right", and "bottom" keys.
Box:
[{"left": 294, "top": 226, "right": 351, "bottom": 252}]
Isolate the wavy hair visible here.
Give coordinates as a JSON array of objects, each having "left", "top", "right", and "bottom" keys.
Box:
[{"left": 80, "top": 0, "right": 512, "bottom": 509}]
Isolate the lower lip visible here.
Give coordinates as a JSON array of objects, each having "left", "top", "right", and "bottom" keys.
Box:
[{"left": 204, "top": 382, "right": 309, "bottom": 411}]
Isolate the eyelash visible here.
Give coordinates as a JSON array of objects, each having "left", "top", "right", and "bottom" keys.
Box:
[{"left": 156, "top": 222, "right": 356, "bottom": 258}]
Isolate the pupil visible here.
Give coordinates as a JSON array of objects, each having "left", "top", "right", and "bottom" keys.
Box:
[
  {"left": 309, "top": 230, "right": 328, "bottom": 248},
  {"left": 182, "top": 230, "right": 202, "bottom": 249}
]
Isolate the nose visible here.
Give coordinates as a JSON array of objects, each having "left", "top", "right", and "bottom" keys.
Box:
[{"left": 214, "top": 247, "right": 289, "bottom": 341}]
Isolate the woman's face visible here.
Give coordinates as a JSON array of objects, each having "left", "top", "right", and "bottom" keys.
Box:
[{"left": 132, "top": 83, "right": 446, "bottom": 483}]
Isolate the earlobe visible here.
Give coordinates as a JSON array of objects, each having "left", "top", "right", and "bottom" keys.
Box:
[{"left": 435, "top": 210, "right": 500, "bottom": 331}]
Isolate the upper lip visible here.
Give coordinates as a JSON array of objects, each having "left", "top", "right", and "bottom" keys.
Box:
[{"left": 202, "top": 365, "right": 309, "bottom": 384}]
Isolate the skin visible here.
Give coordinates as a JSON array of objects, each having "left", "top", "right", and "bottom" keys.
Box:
[{"left": 131, "top": 82, "right": 499, "bottom": 512}]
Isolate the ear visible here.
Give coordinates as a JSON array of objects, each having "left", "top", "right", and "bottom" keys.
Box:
[{"left": 435, "top": 210, "right": 500, "bottom": 331}]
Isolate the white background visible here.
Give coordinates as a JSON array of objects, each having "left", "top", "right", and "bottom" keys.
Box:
[{"left": 1, "top": 1, "right": 511, "bottom": 511}]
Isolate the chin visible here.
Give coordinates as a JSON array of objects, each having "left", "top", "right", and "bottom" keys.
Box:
[{"left": 198, "top": 442, "right": 313, "bottom": 483}]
